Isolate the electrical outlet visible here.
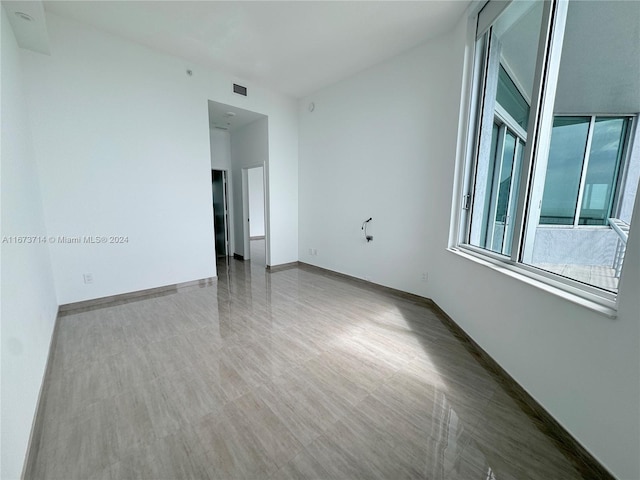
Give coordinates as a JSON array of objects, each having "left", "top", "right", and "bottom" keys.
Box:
[
  {"left": 83, "top": 273, "right": 93, "bottom": 284},
  {"left": 421, "top": 272, "right": 428, "bottom": 282},
  {"left": 308, "top": 248, "right": 313, "bottom": 255},
  {"left": 313, "top": 249, "right": 318, "bottom": 256}
]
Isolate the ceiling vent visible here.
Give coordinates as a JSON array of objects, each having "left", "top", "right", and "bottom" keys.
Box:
[{"left": 233, "top": 84, "right": 247, "bottom": 96}]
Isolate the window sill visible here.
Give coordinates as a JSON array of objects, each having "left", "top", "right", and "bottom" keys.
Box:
[
  {"left": 536, "top": 225, "right": 612, "bottom": 230},
  {"left": 447, "top": 246, "right": 618, "bottom": 318}
]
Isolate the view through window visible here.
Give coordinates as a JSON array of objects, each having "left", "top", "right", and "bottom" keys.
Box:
[{"left": 463, "top": 0, "right": 639, "bottom": 297}]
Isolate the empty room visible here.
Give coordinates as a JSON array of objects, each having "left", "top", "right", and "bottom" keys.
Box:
[{"left": 2, "top": 1, "right": 639, "bottom": 479}]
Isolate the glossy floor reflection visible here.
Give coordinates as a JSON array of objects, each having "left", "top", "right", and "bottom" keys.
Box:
[{"left": 30, "top": 248, "right": 590, "bottom": 479}]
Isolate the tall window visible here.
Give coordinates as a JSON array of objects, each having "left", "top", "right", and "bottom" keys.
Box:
[
  {"left": 540, "top": 116, "right": 630, "bottom": 226},
  {"left": 459, "top": 0, "right": 639, "bottom": 302}
]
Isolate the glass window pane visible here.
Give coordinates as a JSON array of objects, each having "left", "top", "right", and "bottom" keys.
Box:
[
  {"left": 488, "top": 131, "right": 517, "bottom": 253},
  {"left": 497, "top": 65, "right": 530, "bottom": 130},
  {"left": 503, "top": 141, "right": 524, "bottom": 256},
  {"left": 496, "top": 132, "right": 515, "bottom": 222},
  {"left": 522, "top": 0, "right": 640, "bottom": 293},
  {"left": 539, "top": 117, "right": 590, "bottom": 225},
  {"left": 469, "top": 0, "right": 543, "bottom": 255},
  {"left": 579, "top": 118, "right": 628, "bottom": 225}
]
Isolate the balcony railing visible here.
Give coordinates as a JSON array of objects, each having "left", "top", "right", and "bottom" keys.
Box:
[{"left": 608, "top": 218, "right": 630, "bottom": 278}]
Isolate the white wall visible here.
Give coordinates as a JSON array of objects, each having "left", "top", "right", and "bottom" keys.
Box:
[
  {"left": 1, "top": 8, "right": 58, "bottom": 479},
  {"left": 209, "top": 128, "right": 235, "bottom": 254},
  {"left": 229, "top": 119, "right": 269, "bottom": 258},
  {"left": 248, "top": 167, "right": 265, "bottom": 237},
  {"left": 21, "top": 12, "right": 299, "bottom": 304},
  {"left": 298, "top": 14, "right": 639, "bottom": 480},
  {"left": 299, "top": 33, "right": 450, "bottom": 293},
  {"left": 210, "top": 128, "right": 232, "bottom": 171}
]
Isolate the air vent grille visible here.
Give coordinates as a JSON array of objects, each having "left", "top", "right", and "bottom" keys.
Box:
[{"left": 233, "top": 84, "right": 247, "bottom": 96}]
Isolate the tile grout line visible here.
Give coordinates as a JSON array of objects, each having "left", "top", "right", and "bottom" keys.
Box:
[{"left": 27, "top": 260, "right": 617, "bottom": 480}]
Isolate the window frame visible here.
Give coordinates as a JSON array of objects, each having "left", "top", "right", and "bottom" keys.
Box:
[
  {"left": 452, "top": 0, "right": 638, "bottom": 310},
  {"left": 462, "top": 0, "right": 561, "bottom": 263},
  {"left": 539, "top": 114, "right": 633, "bottom": 228}
]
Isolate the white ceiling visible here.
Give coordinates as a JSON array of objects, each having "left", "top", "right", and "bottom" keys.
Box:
[
  {"left": 42, "top": 1, "right": 471, "bottom": 98},
  {"left": 208, "top": 100, "right": 265, "bottom": 132}
]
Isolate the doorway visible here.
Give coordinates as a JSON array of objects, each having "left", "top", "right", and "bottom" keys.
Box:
[
  {"left": 211, "top": 169, "right": 230, "bottom": 259},
  {"left": 207, "top": 99, "right": 269, "bottom": 267},
  {"left": 241, "top": 165, "right": 266, "bottom": 265}
]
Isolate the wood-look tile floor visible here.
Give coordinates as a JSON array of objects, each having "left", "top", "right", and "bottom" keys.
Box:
[{"left": 30, "top": 241, "right": 589, "bottom": 479}]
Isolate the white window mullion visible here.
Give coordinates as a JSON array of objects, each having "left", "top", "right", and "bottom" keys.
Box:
[
  {"left": 485, "top": 125, "right": 508, "bottom": 248},
  {"left": 458, "top": 34, "right": 490, "bottom": 247},
  {"left": 573, "top": 115, "right": 596, "bottom": 226},
  {"left": 502, "top": 139, "right": 523, "bottom": 254},
  {"left": 495, "top": 103, "right": 527, "bottom": 142},
  {"left": 477, "top": 0, "right": 511, "bottom": 39},
  {"left": 470, "top": 30, "right": 503, "bottom": 246},
  {"left": 509, "top": 0, "right": 568, "bottom": 263}
]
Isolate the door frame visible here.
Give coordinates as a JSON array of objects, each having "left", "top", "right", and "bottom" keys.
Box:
[
  {"left": 212, "top": 168, "right": 232, "bottom": 258},
  {"left": 241, "top": 164, "right": 267, "bottom": 263}
]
